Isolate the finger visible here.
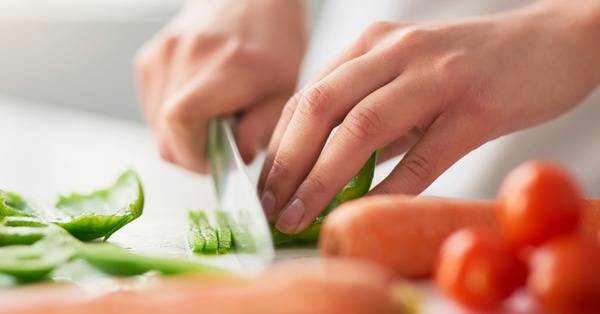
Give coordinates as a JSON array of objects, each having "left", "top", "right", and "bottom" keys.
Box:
[
  {"left": 235, "top": 95, "right": 287, "bottom": 164},
  {"left": 261, "top": 51, "right": 401, "bottom": 222},
  {"left": 369, "top": 113, "right": 487, "bottom": 195},
  {"left": 257, "top": 38, "right": 367, "bottom": 194},
  {"left": 136, "top": 34, "right": 179, "bottom": 126},
  {"left": 275, "top": 75, "right": 442, "bottom": 233},
  {"left": 377, "top": 127, "right": 424, "bottom": 164},
  {"left": 158, "top": 66, "right": 263, "bottom": 173}
]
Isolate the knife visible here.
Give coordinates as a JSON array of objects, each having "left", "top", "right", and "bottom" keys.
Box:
[{"left": 207, "top": 118, "right": 274, "bottom": 274}]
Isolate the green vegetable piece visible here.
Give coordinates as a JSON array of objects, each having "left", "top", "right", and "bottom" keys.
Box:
[
  {"left": 0, "top": 191, "right": 37, "bottom": 217},
  {"left": 229, "top": 221, "right": 256, "bottom": 253},
  {"left": 271, "top": 222, "right": 322, "bottom": 247},
  {"left": 3, "top": 216, "right": 48, "bottom": 228},
  {"left": 215, "top": 211, "right": 232, "bottom": 254},
  {"left": 0, "top": 217, "right": 50, "bottom": 246},
  {"left": 0, "top": 227, "right": 46, "bottom": 246},
  {"left": 53, "top": 169, "right": 144, "bottom": 241},
  {"left": 188, "top": 211, "right": 218, "bottom": 254},
  {"left": 78, "top": 243, "right": 227, "bottom": 277},
  {"left": 0, "top": 232, "right": 77, "bottom": 282},
  {"left": 188, "top": 225, "right": 205, "bottom": 253},
  {"left": 272, "top": 151, "right": 378, "bottom": 247}
]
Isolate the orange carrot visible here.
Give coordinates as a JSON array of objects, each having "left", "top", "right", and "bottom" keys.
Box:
[
  {"left": 320, "top": 195, "right": 600, "bottom": 279},
  {"left": 1, "top": 258, "right": 400, "bottom": 314}
]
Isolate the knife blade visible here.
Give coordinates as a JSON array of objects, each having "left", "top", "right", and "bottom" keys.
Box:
[{"left": 207, "top": 118, "right": 274, "bottom": 274}]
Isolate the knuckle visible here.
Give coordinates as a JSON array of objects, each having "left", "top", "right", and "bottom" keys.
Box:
[
  {"left": 365, "top": 21, "right": 396, "bottom": 37},
  {"left": 390, "top": 27, "right": 436, "bottom": 53},
  {"left": 219, "top": 37, "right": 261, "bottom": 65},
  {"left": 281, "top": 96, "right": 300, "bottom": 119},
  {"left": 436, "top": 51, "right": 472, "bottom": 87},
  {"left": 297, "top": 84, "right": 334, "bottom": 119},
  {"left": 157, "top": 142, "right": 174, "bottom": 163},
  {"left": 359, "top": 21, "right": 397, "bottom": 47},
  {"left": 401, "top": 152, "right": 433, "bottom": 182},
  {"left": 267, "top": 157, "right": 291, "bottom": 183},
  {"left": 163, "top": 102, "right": 188, "bottom": 126},
  {"left": 343, "top": 106, "right": 384, "bottom": 142},
  {"left": 302, "top": 172, "right": 328, "bottom": 197},
  {"left": 160, "top": 33, "right": 180, "bottom": 58}
]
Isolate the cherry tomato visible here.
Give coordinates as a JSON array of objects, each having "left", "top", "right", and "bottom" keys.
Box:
[
  {"left": 498, "top": 160, "right": 581, "bottom": 248},
  {"left": 528, "top": 234, "right": 600, "bottom": 314},
  {"left": 436, "top": 228, "right": 527, "bottom": 311}
]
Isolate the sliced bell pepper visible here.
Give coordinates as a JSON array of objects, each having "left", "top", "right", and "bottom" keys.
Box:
[
  {"left": 77, "top": 243, "right": 227, "bottom": 277},
  {"left": 271, "top": 151, "right": 378, "bottom": 247},
  {"left": 188, "top": 210, "right": 218, "bottom": 254},
  {"left": 53, "top": 169, "right": 144, "bottom": 241},
  {"left": 0, "top": 226, "right": 79, "bottom": 282},
  {"left": 0, "top": 190, "right": 38, "bottom": 217}
]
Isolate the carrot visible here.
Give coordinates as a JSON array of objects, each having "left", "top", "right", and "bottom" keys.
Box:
[
  {"left": 320, "top": 195, "right": 600, "bottom": 279},
  {"left": 1, "top": 258, "right": 401, "bottom": 314}
]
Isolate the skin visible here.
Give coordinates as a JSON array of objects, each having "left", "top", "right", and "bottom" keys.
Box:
[
  {"left": 137, "top": 0, "right": 600, "bottom": 233},
  {"left": 259, "top": 0, "right": 600, "bottom": 233},
  {"left": 134, "top": 0, "right": 306, "bottom": 171}
]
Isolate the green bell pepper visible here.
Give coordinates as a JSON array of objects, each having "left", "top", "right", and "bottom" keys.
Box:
[
  {"left": 0, "top": 190, "right": 37, "bottom": 217},
  {"left": 53, "top": 169, "right": 144, "bottom": 241},
  {"left": 188, "top": 210, "right": 218, "bottom": 254},
  {"left": 77, "top": 243, "right": 226, "bottom": 277},
  {"left": 0, "top": 226, "right": 79, "bottom": 282},
  {"left": 215, "top": 211, "right": 232, "bottom": 254},
  {"left": 271, "top": 151, "right": 378, "bottom": 247}
]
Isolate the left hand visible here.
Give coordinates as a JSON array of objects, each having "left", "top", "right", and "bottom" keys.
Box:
[{"left": 259, "top": 0, "right": 600, "bottom": 233}]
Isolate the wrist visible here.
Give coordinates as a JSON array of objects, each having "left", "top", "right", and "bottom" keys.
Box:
[{"left": 529, "top": 0, "right": 600, "bottom": 83}]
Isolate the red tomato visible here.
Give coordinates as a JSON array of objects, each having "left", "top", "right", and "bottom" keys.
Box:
[
  {"left": 528, "top": 234, "right": 600, "bottom": 314},
  {"left": 436, "top": 228, "right": 527, "bottom": 311},
  {"left": 498, "top": 160, "right": 581, "bottom": 248}
]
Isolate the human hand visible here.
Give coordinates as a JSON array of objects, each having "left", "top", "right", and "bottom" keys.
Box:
[
  {"left": 135, "top": 0, "right": 306, "bottom": 172},
  {"left": 259, "top": 0, "right": 600, "bottom": 233}
]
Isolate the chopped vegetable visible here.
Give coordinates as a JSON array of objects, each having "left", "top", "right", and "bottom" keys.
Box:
[
  {"left": 215, "top": 211, "right": 232, "bottom": 254},
  {"left": 53, "top": 169, "right": 144, "bottom": 241},
  {"left": 77, "top": 243, "right": 227, "bottom": 277},
  {"left": 188, "top": 211, "right": 218, "bottom": 254},
  {"left": 0, "top": 217, "right": 51, "bottom": 246},
  {"left": 0, "top": 227, "right": 79, "bottom": 282},
  {"left": 229, "top": 220, "right": 257, "bottom": 253},
  {"left": 436, "top": 228, "right": 527, "bottom": 311},
  {"left": 0, "top": 226, "right": 46, "bottom": 246},
  {"left": 0, "top": 190, "right": 37, "bottom": 217}
]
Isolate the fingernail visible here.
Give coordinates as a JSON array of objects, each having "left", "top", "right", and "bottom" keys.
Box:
[
  {"left": 261, "top": 190, "right": 276, "bottom": 219},
  {"left": 276, "top": 198, "right": 305, "bottom": 233}
]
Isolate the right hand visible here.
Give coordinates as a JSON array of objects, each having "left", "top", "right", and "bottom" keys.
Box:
[{"left": 134, "top": 0, "right": 306, "bottom": 172}]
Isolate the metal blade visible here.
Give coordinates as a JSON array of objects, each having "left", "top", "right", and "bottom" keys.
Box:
[{"left": 208, "top": 118, "right": 274, "bottom": 273}]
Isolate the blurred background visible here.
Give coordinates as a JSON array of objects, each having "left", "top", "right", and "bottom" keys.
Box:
[
  {"left": 0, "top": 0, "right": 323, "bottom": 121},
  {"left": 0, "top": 0, "right": 182, "bottom": 121}
]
